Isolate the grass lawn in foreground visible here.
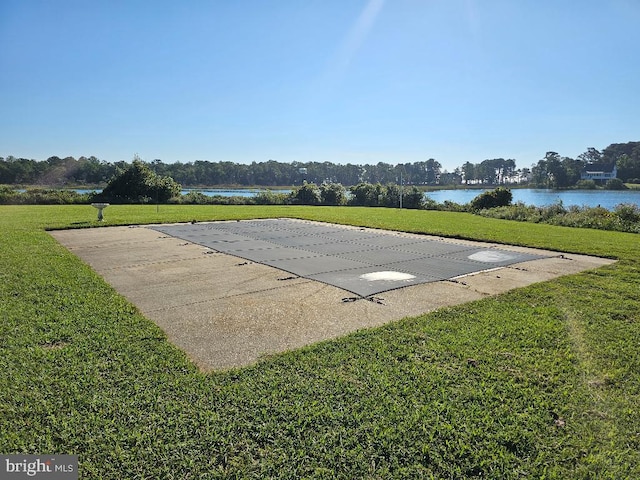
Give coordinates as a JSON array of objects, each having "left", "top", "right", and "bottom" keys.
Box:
[{"left": 1, "top": 204, "right": 639, "bottom": 479}]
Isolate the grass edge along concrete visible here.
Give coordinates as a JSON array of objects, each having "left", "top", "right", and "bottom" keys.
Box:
[{"left": 1, "top": 204, "right": 639, "bottom": 479}]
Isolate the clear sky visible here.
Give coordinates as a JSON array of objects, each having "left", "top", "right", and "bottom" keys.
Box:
[{"left": 1, "top": 0, "right": 639, "bottom": 172}]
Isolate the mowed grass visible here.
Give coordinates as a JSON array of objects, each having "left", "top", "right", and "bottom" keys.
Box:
[{"left": 1, "top": 204, "right": 639, "bottom": 479}]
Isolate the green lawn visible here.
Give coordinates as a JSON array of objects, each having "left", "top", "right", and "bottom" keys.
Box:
[{"left": 1, "top": 204, "right": 639, "bottom": 479}]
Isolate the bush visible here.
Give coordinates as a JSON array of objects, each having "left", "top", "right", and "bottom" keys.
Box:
[
  {"left": 98, "top": 158, "right": 181, "bottom": 203},
  {"left": 179, "top": 191, "right": 212, "bottom": 205},
  {"left": 319, "top": 183, "right": 347, "bottom": 206},
  {"left": 382, "top": 183, "right": 402, "bottom": 208},
  {"left": 0, "top": 185, "right": 18, "bottom": 203},
  {"left": 440, "top": 200, "right": 466, "bottom": 212},
  {"left": 547, "top": 206, "right": 616, "bottom": 230},
  {"left": 402, "top": 186, "right": 426, "bottom": 209},
  {"left": 476, "top": 201, "right": 640, "bottom": 233},
  {"left": 0, "top": 188, "right": 93, "bottom": 205},
  {"left": 349, "top": 183, "right": 385, "bottom": 206},
  {"left": 605, "top": 178, "right": 626, "bottom": 190},
  {"left": 539, "top": 201, "right": 567, "bottom": 221},
  {"left": 347, "top": 182, "right": 425, "bottom": 209},
  {"left": 469, "top": 187, "right": 513, "bottom": 210},
  {"left": 480, "top": 202, "right": 539, "bottom": 222},
  {"left": 576, "top": 179, "right": 597, "bottom": 190},
  {"left": 254, "top": 190, "right": 289, "bottom": 205},
  {"left": 423, "top": 196, "right": 439, "bottom": 210},
  {"left": 614, "top": 203, "right": 640, "bottom": 224},
  {"left": 291, "top": 182, "right": 321, "bottom": 205}
]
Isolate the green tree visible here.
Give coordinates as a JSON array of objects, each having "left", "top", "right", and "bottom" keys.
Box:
[
  {"left": 576, "top": 179, "right": 597, "bottom": 189},
  {"left": 605, "top": 178, "right": 626, "bottom": 190},
  {"left": 531, "top": 152, "right": 570, "bottom": 188},
  {"left": 616, "top": 153, "right": 640, "bottom": 182},
  {"left": 561, "top": 157, "right": 583, "bottom": 186},
  {"left": 424, "top": 158, "right": 441, "bottom": 185},
  {"left": 365, "top": 162, "right": 395, "bottom": 184},
  {"left": 402, "top": 186, "right": 426, "bottom": 209},
  {"left": 461, "top": 162, "right": 476, "bottom": 184},
  {"left": 349, "top": 183, "right": 385, "bottom": 206},
  {"left": 99, "top": 157, "right": 181, "bottom": 203},
  {"left": 603, "top": 142, "right": 640, "bottom": 182},
  {"left": 342, "top": 164, "right": 366, "bottom": 185},
  {"left": 319, "top": 183, "right": 347, "bottom": 205},
  {"left": 291, "top": 182, "right": 321, "bottom": 205},
  {"left": 381, "top": 183, "right": 400, "bottom": 207},
  {"left": 470, "top": 187, "right": 512, "bottom": 210},
  {"left": 577, "top": 147, "right": 603, "bottom": 164}
]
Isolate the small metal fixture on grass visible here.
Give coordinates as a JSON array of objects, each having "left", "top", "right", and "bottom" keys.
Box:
[{"left": 91, "top": 203, "right": 110, "bottom": 221}]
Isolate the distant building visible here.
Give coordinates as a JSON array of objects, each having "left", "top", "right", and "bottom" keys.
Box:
[{"left": 581, "top": 163, "right": 617, "bottom": 181}]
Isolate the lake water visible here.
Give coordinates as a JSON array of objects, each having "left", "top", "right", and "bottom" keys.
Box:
[
  {"left": 425, "top": 189, "right": 640, "bottom": 211},
  {"left": 63, "top": 187, "right": 640, "bottom": 210},
  {"left": 186, "top": 187, "right": 639, "bottom": 210}
]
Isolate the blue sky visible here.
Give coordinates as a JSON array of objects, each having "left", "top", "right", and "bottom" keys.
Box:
[{"left": 1, "top": 0, "right": 639, "bottom": 172}]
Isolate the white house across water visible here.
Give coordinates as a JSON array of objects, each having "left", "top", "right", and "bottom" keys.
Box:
[{"left": 580, "top": 163, "right": 617, "bottom": 182}]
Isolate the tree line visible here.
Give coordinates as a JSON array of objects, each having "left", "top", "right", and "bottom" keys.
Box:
[{"left": 1, "top": 141, "right": 639, "bottom": 188}]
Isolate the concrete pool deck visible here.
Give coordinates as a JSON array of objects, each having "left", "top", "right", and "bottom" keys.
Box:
[{"left": 50, "top": 219, "right": 615, "bottom": 371}]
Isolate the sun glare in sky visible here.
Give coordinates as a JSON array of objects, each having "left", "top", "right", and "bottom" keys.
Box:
[{"left": 0, "top": 1, "right": 639, "bottom": 171}]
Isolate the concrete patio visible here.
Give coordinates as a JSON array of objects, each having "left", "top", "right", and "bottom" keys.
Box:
[{"left": 50, "top": 219, "right": 615, "bottom": 371}]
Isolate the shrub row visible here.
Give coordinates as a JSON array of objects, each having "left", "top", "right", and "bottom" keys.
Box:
[
  {"left": 477, "top": 201, "right": 640, "bottom": 233},
  {"left": 2, "top": 184, "right": 639, "bottom": 234},
  {"left": 0, "top": 186, "right": 94, "bottom": 205}
]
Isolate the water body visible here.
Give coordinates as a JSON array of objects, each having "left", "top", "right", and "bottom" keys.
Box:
[
  {"left": 56, "top": 187, "right": 640, "bottom": 210},
  {"left": 186, "top": 187, "right": 640, "bottom": 210},
  {"left": 425, "top": 189, "right": 640, "bottom": 210}
]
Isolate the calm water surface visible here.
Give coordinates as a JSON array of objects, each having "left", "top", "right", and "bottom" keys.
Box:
[
  {"left": 188, "top": 187, "right": 639, "bottom": 210},
  {"left": 425, "top": 189, "right": 640, "bottom": 210},
  {"left": 71, "top": 187, "right": 640, "bottom": 210}
]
